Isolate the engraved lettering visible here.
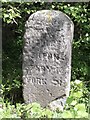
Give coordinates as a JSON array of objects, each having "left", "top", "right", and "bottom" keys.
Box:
[{"left": 30, "top": 77, "right": 47, "bottom": 85}]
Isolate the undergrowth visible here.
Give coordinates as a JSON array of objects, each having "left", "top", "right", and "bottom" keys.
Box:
[{"left": 0, "top": 80, "right": 89, "bottom": 119}]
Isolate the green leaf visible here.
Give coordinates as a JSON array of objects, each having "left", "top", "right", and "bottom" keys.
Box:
[
  {"left": 31, "top": 102, "right": 41, "bottom": 108},
  {"left": 70, "top": 100, "right": 77, "bottom": 106},
  {"left": 76, "top": 111, "right": 88, "bottom": 118},
  {"left": 3, "top": 13, "right": 9, "bottom": 18},
  {"left": 73, "top": 91, "right": 83, "bottom": 98},
  {"left": 75, "top": 80, "right": 82, "bottom": 85},
  {"left": 41, "top": 109, "right": 53, "bottom": 118},
  {"left": 62, "top": 110, "right": 73, "bottom": 118},
  {"left": 75, "top": 103, "right": 86, "bottom": 111},
  {"left": 66, "top": 96, "right": 74, "bottom": 105}
]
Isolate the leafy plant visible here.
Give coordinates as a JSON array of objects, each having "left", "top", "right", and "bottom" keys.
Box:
[
  {"left": 0, "top": 80, "right": 89, "bottom": 119},
  {"left": 61, "top": 80, "right": 88, "bottom": 118}
]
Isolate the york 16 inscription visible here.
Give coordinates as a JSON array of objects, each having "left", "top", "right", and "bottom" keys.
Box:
[{"left": 27, "top": 76, "right": 62, "bottom": 86}]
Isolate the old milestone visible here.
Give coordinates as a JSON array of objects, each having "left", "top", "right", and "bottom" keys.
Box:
[{"left": 23, "top": 10, "right": 74, "bottom": 110}]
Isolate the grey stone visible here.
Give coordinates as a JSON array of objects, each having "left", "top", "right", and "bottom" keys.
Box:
[{"left": 23, "top": 10, "right": 74, "bottom": 110}]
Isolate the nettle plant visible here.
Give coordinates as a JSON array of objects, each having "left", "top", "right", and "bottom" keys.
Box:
[
  {"left": 0, "top": 80, "right": 88, "bottom": 118},
  {"left": 62, "top": 80, "right": 88, "bottom": 118}
]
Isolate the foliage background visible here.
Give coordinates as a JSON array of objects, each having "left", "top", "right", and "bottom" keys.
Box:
[{"left": 1, "top": 1, "right": 90, "bottom": 118}]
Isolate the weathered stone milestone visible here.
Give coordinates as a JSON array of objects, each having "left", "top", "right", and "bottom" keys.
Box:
[{"left": 23, "top": 10, "right": 74, "bottom": 110}]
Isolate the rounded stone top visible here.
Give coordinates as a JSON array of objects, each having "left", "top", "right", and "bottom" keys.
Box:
[
  {"left": 30, "top": 10, "right": 71, "bottom": 21},
  {"left": 25, "top": 10, "right": 74, "bottom": 35}
]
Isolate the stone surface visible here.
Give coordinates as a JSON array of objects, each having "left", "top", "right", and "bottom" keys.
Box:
[{"left": 23, "top": 10, "right": 74, "bottom": 110}]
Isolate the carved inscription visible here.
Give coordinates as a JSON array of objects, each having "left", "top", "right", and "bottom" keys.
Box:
[
  {"left": 29, "top": 77, "right": 47, "bottom": 85},
  {"left": 27, "top": 76, "right": 63, "bottom": 86}
]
